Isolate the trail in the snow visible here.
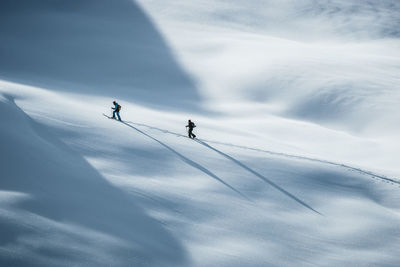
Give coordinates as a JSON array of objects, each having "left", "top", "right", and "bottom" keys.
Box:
[{"left": 129, "top": 122, "right": 400, "bottom": 186}]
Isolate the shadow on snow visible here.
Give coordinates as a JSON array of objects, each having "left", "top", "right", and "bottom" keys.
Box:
[
  {"left": 195, "top": 140, "right": 322, "bottom": 215},
  {"left": 0, "top": 0, "right": 200, "bottom": 111}
]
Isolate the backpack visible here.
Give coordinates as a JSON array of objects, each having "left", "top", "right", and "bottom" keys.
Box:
[{"left": 117, "top": 105, "right": 121, "bottom": 112}]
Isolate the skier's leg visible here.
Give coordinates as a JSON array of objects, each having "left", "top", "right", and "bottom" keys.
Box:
[
  {"left": 117, "top": 112, "right": 121, "bottom": 121},
  {"left": 188, "top": 129, "right": 193, "bottom": 138},
  {"left": 112, "top": 110, "right": 116, "bottom": 118}
]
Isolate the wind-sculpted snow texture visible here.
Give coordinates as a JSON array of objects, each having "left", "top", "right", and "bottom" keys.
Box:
[{"left": 1, "top": 0, "right": 400, "bottom": 266}]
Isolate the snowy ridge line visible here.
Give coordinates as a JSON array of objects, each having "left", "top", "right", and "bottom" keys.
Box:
[
  {"left": 128, "top": 122, "right": 400, "bottom": 185},
  {"left": 27, "top": 111, "right": 93, "bottom": 128}
]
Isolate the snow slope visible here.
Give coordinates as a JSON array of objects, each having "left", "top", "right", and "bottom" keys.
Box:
[
  {"left": 1, "top": 81, "right": 399, "bottom": 266},
  {"left": 1, "top": 0, "right": 400, "bottom": 266}
]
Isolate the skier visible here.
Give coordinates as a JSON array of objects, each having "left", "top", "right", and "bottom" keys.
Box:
[
  {"left": 112, "top": 101, "right": 122, "bottom": 121},
  {"left": 186, "top": 119, "right": 196, "bottom": 139}
]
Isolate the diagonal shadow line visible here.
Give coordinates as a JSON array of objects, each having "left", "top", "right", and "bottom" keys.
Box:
[
  {"left": 195, "top": 139, "right": 322, "bottom": 215},
  {"left": 119, "top": 121, "right": 248, "bottom": 200},
  {"left": 126, "top": 122, "right": 187, "bottom": 138}
]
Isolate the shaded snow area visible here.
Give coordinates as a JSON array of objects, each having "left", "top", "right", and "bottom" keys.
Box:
[{"left": 1, "top": 0, "right": 400, "bottom": 266}]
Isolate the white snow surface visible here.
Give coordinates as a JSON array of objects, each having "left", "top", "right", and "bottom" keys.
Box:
[{"left": 1, "top": 0, "right": 400, "bottom": 266}]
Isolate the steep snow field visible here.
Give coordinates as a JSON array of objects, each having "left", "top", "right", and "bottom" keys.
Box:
[{"left": 1, "top": 0, "right": 400, "bottom": 266}]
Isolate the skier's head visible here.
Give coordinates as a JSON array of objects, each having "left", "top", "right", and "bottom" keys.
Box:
[
  {"left": 113, "top": 101, "right": 116, "bottom": 105},
  {"left": 188, "top": 119, "right": 191, "bottom": 122}
]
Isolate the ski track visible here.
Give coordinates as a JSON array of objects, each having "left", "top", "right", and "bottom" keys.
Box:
[{"left": 126, "top": 121, "right": 400, "bottom": 187}]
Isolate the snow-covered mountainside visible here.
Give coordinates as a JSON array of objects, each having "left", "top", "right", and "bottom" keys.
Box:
[{"left": 1, "top": 1, "right": 399, "bottom": 266}]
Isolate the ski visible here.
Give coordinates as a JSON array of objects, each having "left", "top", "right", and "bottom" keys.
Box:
[{"left": 103, "top": 113, "right": 122, "bottom": 121}]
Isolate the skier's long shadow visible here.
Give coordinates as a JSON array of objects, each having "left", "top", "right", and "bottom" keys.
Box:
[
  {"left": 121, "top": 122, "right": 248, "bottom": 200},
  {"left": 196, "top": 140, "right": 322, "bottom": 215},
  {"left": 126, "top": 122, "right": 187, "bottom": 138}
]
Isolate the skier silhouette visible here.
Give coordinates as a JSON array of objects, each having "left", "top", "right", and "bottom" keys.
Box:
[
  {"left": 112, "top": 101, "right": 121, "bottom": 121},
  {"left": 186, "top": 119, "right": 196, "bottom": 139}
]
